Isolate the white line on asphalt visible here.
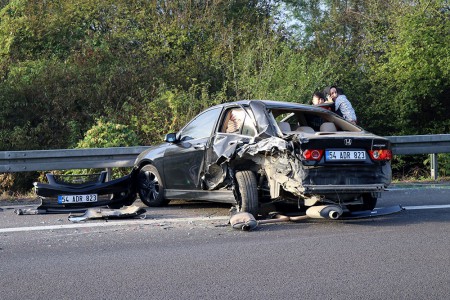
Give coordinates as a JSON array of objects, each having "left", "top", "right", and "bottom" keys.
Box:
[
  {"left": 0, "top": 216, "right": 229, "bottom": 233},
  {"left": 402, "top": 204, "right": 450, "bottom": 210},
  {"left": 3, "top": 204, "right": 450, "bottom": 233}
]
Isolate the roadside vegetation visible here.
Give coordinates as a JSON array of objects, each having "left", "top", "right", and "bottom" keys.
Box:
[{"left": 1, "top": 0, "right": 449, "bottom": 193}]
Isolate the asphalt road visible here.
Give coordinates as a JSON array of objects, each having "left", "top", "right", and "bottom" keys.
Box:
[{"left": 1, "top": 186, "right": 450, "bottom": 300}]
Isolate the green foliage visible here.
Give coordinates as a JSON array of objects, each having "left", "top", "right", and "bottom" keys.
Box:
[
  {"left": 0, "top": 0, "right": 275, "bottom": 152},
  {"left": 66, "top": 118, "right": 139, "bottom": 178},
  {"left": 367, "top": 1, "right": 450, "bottom": 135},
  {"left": 76, "top": 118, "right": 139, "bottom": 148},
  {"left": 424, "top": 153, "right": 450, "bottom": 178}
]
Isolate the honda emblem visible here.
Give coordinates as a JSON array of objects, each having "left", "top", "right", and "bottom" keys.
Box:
[{"left": 344, "top": 139, "right": 352, "bottom": 146}]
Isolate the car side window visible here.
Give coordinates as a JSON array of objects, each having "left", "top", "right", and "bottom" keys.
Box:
[
  {"left": 220, "top": 108, "right": 256, "bottom": 136},
  {"left": 180, "top": 108, "right": 222, "bottom": 141}
]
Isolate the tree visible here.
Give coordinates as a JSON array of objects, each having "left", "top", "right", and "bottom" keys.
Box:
[{"left": 361, "top": 0, "right": 450, "bottom": 135}]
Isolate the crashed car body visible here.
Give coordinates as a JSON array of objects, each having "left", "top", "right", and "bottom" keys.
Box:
[{"left": 134, "top": 100, "right": 392, "bottom": 215}]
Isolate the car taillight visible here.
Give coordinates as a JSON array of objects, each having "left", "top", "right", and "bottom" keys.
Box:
[
  {"left": 368, "top": 149, "right": 392, "bottom": 161},
  {"left": 302, "top": 149, "right": 324, "bottom": 161}
]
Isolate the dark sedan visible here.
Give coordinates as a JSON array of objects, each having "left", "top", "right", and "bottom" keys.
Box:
[{"left": 134, "top": 100, "right": 392, "bottom": 216}]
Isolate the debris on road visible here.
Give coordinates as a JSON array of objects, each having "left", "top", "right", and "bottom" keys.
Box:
[
  {"left": 68, "top": 205, "right": 146, "bottom": 222},
  {"left": 229, "top": 205, "right": 404, "bottom": 230},
  {"left": 14, "top": 208, "right": 47, "bottom": 215}
]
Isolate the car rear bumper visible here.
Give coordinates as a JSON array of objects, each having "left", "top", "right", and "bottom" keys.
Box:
[{"left": 302, "top": 183, "right": 386, "bottom": 194}]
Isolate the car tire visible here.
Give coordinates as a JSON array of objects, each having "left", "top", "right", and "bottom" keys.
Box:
[
  {"left": 347, "top": 193, "right": 377, "bottom": 212},
  {"left": 235, "top": 170, "right": 259, "bottom": 216},
  {"left": 137, "top": 164, "right": 169, "bottom": 207}
]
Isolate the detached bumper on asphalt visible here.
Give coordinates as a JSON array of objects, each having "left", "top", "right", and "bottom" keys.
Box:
[{"left": 33, "top": 172, "right": 135, "bottom": 212}]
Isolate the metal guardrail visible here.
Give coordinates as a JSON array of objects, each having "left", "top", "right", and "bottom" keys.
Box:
[
  {"left": 0, "top": 146, "right": 150, "bottom": 173},
  {"left": 388, "top": 134, "right": 450, "bottom": 155},
  {"left": 1, "top": 134, "right": 450, "bottom": 179},
  {"left": 385, "top": 134, "right": 450, "bottom": 180},
  {"left": 388, "top": 134, "right": 450, "bottom": 180}
]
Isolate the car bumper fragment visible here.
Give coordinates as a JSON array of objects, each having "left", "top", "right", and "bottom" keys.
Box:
[
  {"left": 33, "top": 173, "right": 135, "bottom": 211},
  {"left": 302, "top": 184, "right": 387, "bottom": 193},
  {"left": 68, "top": 205, "right": 146, "bottom": 222}
]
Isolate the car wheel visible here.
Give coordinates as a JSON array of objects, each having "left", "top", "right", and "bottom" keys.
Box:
[
  {"left": 347, "top": 193, "right": 377, "bottom": 212},
  {"left": 137, "top": 165, "right": 169, "bottom": 207},
  {"left": 235, "top": 170, "right": 259, "bottom": 216}
]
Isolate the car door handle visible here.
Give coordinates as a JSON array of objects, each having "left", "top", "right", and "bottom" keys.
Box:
[{"left": 194, "top": 144, "right": 206, "bottom": 150}]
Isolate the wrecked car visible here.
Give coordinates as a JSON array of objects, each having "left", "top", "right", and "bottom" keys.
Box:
[{"left": 134, "top": 100, "right": 392, "bottom": 216}]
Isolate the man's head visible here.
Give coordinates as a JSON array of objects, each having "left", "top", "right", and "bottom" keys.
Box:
[{"left": 312, "top": 91, "right": 325, "bottom": 105}]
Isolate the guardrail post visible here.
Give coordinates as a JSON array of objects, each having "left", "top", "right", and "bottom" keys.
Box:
[
  {"left": 105, "top": 168, "right": 112, "bottom": 182},
  {"left": 430, "top": 153, "right": 438, "bottom": 181}
]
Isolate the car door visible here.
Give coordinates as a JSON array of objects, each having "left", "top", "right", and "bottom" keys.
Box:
[
  {"left": 201, "top": 106, "right": 259, "bottom": 189},
  {"left": 162, "top": 107, "right": 222, "bottom": 190}
]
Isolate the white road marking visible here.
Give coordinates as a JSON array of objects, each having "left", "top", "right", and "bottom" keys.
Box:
[
  {"left": 0, "top": 216, "right": 229, "bottom": 233},
  {"left": 3, "top": 204, "right": 450, "bottom": 233},
  {"left": 402, "top": 204, "right": 450, "bottom": 210}
]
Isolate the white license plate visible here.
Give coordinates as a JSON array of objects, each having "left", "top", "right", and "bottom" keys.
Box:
[
  {"left": 58, "top": 194, "right": 98, "bottom": 204},
  {"left": 325, "top": 150, "right": 366, "bottom": 161}
]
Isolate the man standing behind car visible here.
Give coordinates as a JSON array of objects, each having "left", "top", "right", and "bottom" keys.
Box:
[{"left": 327, "top": 86, "right": 357, "bottom": 124}]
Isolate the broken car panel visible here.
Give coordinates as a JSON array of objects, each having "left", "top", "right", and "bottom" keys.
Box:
[{"left": 33, "top": 171, "right": 136, "bottom": 212}]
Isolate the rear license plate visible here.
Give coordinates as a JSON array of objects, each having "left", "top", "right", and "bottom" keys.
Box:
[
  {"left": 325, "top": 150, "right": 366, "bottom": 161},
  {"left": 58, "top": 194, "right": 98, "bottom": 204}
]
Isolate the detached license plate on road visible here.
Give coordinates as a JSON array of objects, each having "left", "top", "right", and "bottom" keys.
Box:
[
  {"left": 58, "top": 194, "right": 98, "bottom": 204},
  {"left": 326, "top": 150, "right": 366, "bottom": 161}
]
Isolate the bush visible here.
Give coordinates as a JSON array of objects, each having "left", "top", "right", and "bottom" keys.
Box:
[
  {"left": 64, "top": 118, "right": 140, "bottom": 178},
  {"left": 76, "top": 118, "right": 139, "bottom": 148}
]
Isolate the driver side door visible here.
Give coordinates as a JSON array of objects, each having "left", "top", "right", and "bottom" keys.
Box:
[{"left": 162, "top": 107, "right": 222, "bottom": 190}]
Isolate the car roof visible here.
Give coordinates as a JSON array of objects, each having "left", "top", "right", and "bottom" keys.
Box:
[{"left": 210, "top": 99, "right": 329, "bottom": 113}]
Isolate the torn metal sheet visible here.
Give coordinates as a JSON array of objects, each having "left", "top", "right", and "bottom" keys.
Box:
[
  {"left": 206, "top": 135, "right": 304, "bottom": 198},
  {"left": 249, "top": 100, "right": 278, "bottom": 139},
  {"left": 236, "top": 136, "right": 290, "bottom": 157},
  {"left": 68, "top": 205, "right": 146, "bottom": 222}
]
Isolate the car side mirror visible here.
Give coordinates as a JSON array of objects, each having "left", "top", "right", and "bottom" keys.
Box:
[{"left": 164, "top": 133, "right": 178, "bottom": 143}]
